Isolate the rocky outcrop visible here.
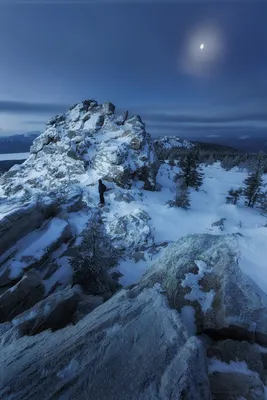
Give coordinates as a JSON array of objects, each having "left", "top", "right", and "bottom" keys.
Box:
[
  {"left": 0, "top": 287, "right": 212, "bottom": 400},
  {"left": 0, "top": 217, "right": 72, "bottom": 285},
  {"left": 11, "top": 286, "right": 79, "bottom": 336},
  {"left": 138, "top": 234, "right": 267, "bottom": 346},
  {"left": 154, "top": 135, "right": 194, "bottom": 161},
  {"left": 0, "top": 197, "right": 59, "bottom": 256},
  {"left": 0, "top": 269, "right": 45, "bottom": 323},
  {"left": 0, "top": 100, "right": 158, "bottom": 198},
  {"left": 209, "top": 371, "right": 265, "bottom": 400}
]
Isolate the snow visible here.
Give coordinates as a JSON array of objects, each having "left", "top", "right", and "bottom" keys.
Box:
[
  {"left": 0, "top": 152, "right": 29, "bottom": 161},
  {"left": 180, "top": 306, "right": 196, "bottom": 336},
  {"left": 208, "top": 358, "right": 258, "bottom": 377},
  {"left": 6, "top": 218, "right": 69, "bottom": 279},
  {"left": 104, "top": 163, "right": 267, "bottom": 289}
]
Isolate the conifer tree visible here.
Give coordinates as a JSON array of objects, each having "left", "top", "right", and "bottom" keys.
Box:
[
  {"left": 178, "top": 146, "right": 203, "bottom": 190},
  {"left": 243, "top": 154, "right": 264, "bottom": 208}
]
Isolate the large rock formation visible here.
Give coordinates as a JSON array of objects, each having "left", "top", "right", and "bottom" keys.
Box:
[
  {"left": 0, "top": 101, "right": 158, "bottom": 198},
  {"left": 0, "top": 287, "right": 212, "bottom": 400},
  {"left": 138, "top": 234, "right": 267, "bottom": 346}
]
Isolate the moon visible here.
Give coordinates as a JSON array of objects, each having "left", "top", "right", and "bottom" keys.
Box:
[{"left": 200, "top": 43, "right": 204, "bottom": 50}]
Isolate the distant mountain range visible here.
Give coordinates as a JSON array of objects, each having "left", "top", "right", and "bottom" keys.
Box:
[{"left": 0, "top": 131, "right": 40, "bottom": 154}]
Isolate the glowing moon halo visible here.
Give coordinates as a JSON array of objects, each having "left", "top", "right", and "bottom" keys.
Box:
[{"left": 200, "top": 43, "right": 204, "bottom": 50}]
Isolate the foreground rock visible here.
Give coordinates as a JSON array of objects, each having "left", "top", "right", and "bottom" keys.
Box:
[
  {"left": 0, "top": 287, "right": 212, "bottom": 400},
  {"left": 0, "top": 196, "right": 58, "bottom": 257},
  {"left": 209, "top": 371, "right": 265, "bottom": 400},
  {"left": 0, "top": 270, "right": 45, "bottom": 323},
  {"left": 10, "top": 286, "right": 79, "bottom": 336},
  {"left": 138, "top": 234, "right": 267, "bottom": 346},
  {"left": 0, "top": 217, "right": 72, "bottom": 286},
  {"left": 207, "top": 339, "right": 266, "bottom": 400}
]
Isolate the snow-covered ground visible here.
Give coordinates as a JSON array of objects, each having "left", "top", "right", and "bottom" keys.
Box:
[
  {"left": 107, "top": 162, "right": 267, "bottom": 290},
  {"left": 0, "top": 152, "right": 30, "bottom": 161}
]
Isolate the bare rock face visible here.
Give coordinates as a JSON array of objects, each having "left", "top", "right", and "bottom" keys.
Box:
[
  {"left": 0, "top": 269, "right": 45, "bottom": 323},
  {"left": 138, "top": 234, "right": 267, "bottom": 346},
  {"left": 0, "top": 287, "right": 212, "bottom": 400}
]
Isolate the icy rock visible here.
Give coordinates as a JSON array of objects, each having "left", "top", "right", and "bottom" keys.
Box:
[
  {"left": 107, "top": 209, "right": 153, "bottom": 251},
  {"left": 0, "top": 269, "right": 45, "bottom": 323},
  {"left": 114, "top": 110, "right": 128, "bottom": 125},
  {"left": 0, "top": 218, "right": 72, "bottom": 284},
  {"left": 138, "top": 234, "right": 267, "bottom": 346},
  {"left": 207, "top": 340, "right": 265, "bottom": 381},
  {"left": 102, "top": 101, "right": 115, "bottom": 115},
  {"left": 11, "top": 286, "right": 80, "bottom": 336},
  {"left": 0, "top": 288, "right": 212, "bottom": 400},
  {"left": 0, "top": 197, "right": 59, "bottom": 257}
]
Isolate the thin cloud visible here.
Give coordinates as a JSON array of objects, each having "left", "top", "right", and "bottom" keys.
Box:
[
  {"left": 142, "top": 110, "right": 267, "bottom": 125},
  {"left": 239, "top": 135, "right": 250, "bottom": 140},
  {"left": 0, "top": 101, "right": 67, "bottom": 115}
]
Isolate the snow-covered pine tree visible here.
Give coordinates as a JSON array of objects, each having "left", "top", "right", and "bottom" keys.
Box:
[
  {"left": 226, "top": 187, "right": 243, "bottom": 205},
  {"left": 178, "top": 146, "right": 203, "bottom": 190},
  {"left": 70, "top": 212, "right": 119, "bottom": 292},
  {"left": 168, "top": 177, "right": 190, "bottom": 209},
  {"left": 243, "top": 154, "right": 264, "bottom": 208}
]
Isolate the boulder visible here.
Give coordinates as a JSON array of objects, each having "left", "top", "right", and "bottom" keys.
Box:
[
  {"left": 11, "top": 286, "right": 80, "bottom": 336},
  {"left": 0, "top": 270, "right": 45, "bottom": 323},
  {"left": 106, "top": 209, "right": 153, "bottom": 251},
  {"left": 0, "top": 197, "right": 59, "bottom": 257},
  {"left": 209, "top": 372, "right": 265, "bottom": 400},
  {"left": 0, "top": 218, "right": 72, "bottom": 284},
  {"left": 0, "top": 287, "right": 212, "bottom": 399},
  {"left": 138, "top": 234, "right": 267, "bottom": 346},
  {"left": 207, "top": 340, "right": 265, "bottom": 381}
]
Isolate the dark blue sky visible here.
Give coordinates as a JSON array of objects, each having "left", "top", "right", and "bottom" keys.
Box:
[{"left": 0, "top": 0, "right": 266, "bottom": 145}]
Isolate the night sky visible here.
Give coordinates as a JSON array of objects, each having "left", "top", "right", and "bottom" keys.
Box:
[{"left": 0, "top": 0, "right": 266, "bottom": 148}]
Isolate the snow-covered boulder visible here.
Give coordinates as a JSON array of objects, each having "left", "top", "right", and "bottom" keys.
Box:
[
  {"left": 0, "top": 196, "right": 59, "bottom": 256},
  {"left": 0, "top": 218, "right": 72, "bottom": 285},
  {"left": 138, "top": 234, "right": 267, "bottom": 346},
  {"left": 154, "top": 135, "right": 194, "bottom": 160},
  {"left": 207, "top": 340, "right": 265, "bottom": 381},
  {"left": 0, "top": 287, "right": 212, "bottom": 400},
  {"left": 0, "top": 100, "right": 158, "bottom": 197},
  {"left": 106, "top": 209, "right": 153, "bottom": 251},
  {"left": 0, "top": 269, "right": 44, "bottom": 323}
]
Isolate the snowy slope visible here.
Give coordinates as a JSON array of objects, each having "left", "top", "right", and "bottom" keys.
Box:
[{"left": 111, "top": 162, "right": 267, "bottom": 289}]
